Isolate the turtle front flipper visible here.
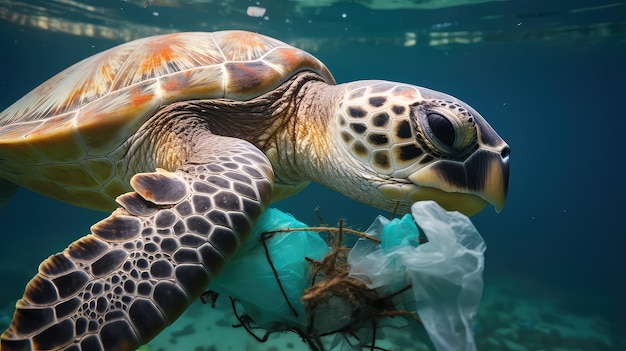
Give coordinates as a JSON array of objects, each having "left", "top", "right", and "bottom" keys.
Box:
[{"left": 1, "top": 135, "right": 274, "bottom": 351}]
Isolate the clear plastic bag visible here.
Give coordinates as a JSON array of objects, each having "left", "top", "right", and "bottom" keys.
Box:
[{"left": 348, "top": 201, "right": 486, "bottom": 351}]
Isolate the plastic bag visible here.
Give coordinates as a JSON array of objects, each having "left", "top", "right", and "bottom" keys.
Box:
[
  {"left": 210, "top": 208, "right": 330, "bottom": 330},
  {"left": 348, "top": 201, "right": 486, "bottom": 351}
]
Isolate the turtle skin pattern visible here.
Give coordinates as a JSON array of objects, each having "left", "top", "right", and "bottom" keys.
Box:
[{"left": 1, "top": 135, "right": 273, "bottom": 351}]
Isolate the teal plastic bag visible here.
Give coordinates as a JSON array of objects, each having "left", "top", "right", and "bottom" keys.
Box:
[{"left": 210, "top": 208, "right": 330, "bottom": 330}]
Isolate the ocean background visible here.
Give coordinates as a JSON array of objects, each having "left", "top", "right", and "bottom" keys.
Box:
[{"left": 0, "top": 0, "right": 624, "bottom": 350}]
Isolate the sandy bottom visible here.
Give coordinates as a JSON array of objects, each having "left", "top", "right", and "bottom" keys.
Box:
[{"left": 144, "top": 276, "right": 620, "bottom": 351}]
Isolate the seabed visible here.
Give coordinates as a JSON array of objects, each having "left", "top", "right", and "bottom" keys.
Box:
[{"left": 144, "top": 277, "right": 618, "bottom": 351}]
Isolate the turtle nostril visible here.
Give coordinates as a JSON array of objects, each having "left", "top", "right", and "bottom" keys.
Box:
[{"left": 500, "top": 146, "right": 511, "bottom": 158}]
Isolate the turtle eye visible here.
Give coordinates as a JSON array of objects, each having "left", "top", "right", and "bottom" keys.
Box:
[
  {"left": 417, "top": 108, "right": 458, "bottom": 152},
  {"left": 426, "top": 112, "right": 455, "bottom": 148},
  {"left": 411, "top": 102, "right": 477, "bottom": 159}
]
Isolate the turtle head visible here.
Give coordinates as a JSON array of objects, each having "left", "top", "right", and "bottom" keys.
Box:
[{"left": 334, "top": 80, "right": 509, "bottom": 216}]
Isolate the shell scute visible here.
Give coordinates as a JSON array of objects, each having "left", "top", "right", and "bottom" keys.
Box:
[
  {"left": 0, "top": 134, "right": 42, "bottom": 164},
  {"left": 74, "top": 81, "right": 161, "bottom": 155},
  {"left": 159, "top": 65, "right": 226, "bottom": 102},
  {"left": 30, "top": 118, "right": 85, "bottom": 162},
  {"left": 21, "top": 176, "right": 77, "bottom": 204},
  {"left": 38, "top": 163, "right": 101, "bottom": 188},
  {"left": 211, "top": 31, "right": 283, "bottom": 61},
  {"left": 262, "top": 47, "right": 333, "bottom": 81},
  {"left": 224, "top": 61, "right": 282, "bottom": 99},
  {"left": 102, "top": 179, "right": 133, "bottom": 201},
  {"left": 73, "top": 188, "right": 118, "bottom": 210},
  {"left": 81, "top": 158, "right": 115, "bottom": 183}
]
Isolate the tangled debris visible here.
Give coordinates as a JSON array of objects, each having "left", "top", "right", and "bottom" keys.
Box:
[
  {"left": 201, "top": 210, "right": 422, "bottom": 351},
  {"left": 300, "top": 220, "right": 421, "bottom": 350}
]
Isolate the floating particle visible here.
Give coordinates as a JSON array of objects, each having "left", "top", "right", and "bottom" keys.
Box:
[
  {"left": 247, "top": 6, "right": 266, "bottom": 17},
  {"left": 404, "top": 32, "right": 416, "bottom": 47}
]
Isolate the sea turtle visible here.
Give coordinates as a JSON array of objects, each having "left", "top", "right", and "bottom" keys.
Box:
[{"left": 0, "top": 30, "right": 509, "bottom": 350}]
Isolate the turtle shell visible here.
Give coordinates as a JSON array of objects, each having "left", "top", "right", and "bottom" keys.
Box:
[{"left": 0, "top": 31, "right": 334, "bottom": 209}]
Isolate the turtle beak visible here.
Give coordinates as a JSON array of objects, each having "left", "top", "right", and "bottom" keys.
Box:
[{"left": 408, "top": 147, "right": 510, "bottom": 215}]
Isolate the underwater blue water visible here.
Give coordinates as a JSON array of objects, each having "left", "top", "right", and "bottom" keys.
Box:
[{"left": 0, "top": 0, "right": 624, "bottom": 349}]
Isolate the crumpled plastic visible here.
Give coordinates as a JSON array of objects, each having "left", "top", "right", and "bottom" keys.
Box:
[{"left": 348, "top": 201, "right": 486, "bottom": 351}]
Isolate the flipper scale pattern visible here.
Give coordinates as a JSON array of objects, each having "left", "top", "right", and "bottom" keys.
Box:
[{"left": 1, "top": 136, "right": 273, "bottom": 351}]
